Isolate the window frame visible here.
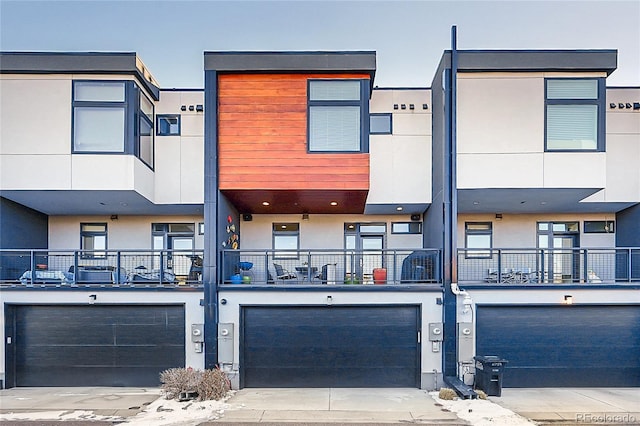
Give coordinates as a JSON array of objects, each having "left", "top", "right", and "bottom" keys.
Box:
[
  {"left": 135, "top": 85, "right": 155, "bottom": 169},
  {"left": 72, "top": 80, "right": 155, "bottom": 170},
  {"left": 72, "top": 81, "right": 127, "bottom": 154},
  {"left": 369, "top": 113, "right": 393, "bottom": 135},
  {"left": 272, "top": 223, "right": 300, "bottom": 259},
  {"left": 464, "top": 222, "right": 493, "bottom": 259},
  {"left": 306, "top": 79, "right": 370, "bottom": 153},
  {"left": 391, "top": 222, "right": 422, "bottom": 234},
  {"left": 80, "top": 222, "right": 108, "bottom": 259},
  {"left": 583, "top": 220, "right": 614, "bottom": 234},
  {"left": 156, "top": 114, "right": 181, "bottom": 136},
  {"left": 544, "top": 78, "right": 606, "bottom": 152}
]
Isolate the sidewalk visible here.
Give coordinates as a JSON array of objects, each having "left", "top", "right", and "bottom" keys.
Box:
[
  {"left": 1, "top": 386, "right": 639, "bottom": 425},
  {"left": 496, "top": 388, "right": 640, "bottom": 424}
]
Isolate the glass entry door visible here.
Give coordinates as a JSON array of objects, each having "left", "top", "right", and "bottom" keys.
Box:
[
  {"left": 360, "top": 236, "right": 384, "bottom": 284},
  {"left": 538, "top": 222, "right": 579, "bottom": 283},
  {"left": 345, "top": 223, "right": 386, "bottom": 284}
]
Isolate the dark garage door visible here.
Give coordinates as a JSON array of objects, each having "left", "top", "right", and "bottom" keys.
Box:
[
  {"left": 6, "top": 305, "right": 185, "bottom": 387},
  {"left": 241, "top": 305, "right": 420, "bottom": 388},
  {"left": 476, "top": 305, "right": 640, "bottom": 387}
]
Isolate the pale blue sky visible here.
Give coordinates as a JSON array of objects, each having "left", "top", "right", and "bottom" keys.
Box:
[{"left": 1, "top": 0, "right": 638, "bottom": 88}]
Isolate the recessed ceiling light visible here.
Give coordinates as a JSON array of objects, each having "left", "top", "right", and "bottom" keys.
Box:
[
  {"left": 396, "top": 206, "right": 403, "bottom": 211},
  {"left": 541, "top": 201, "right": 547, "bottom": 205},
  {"left": 330, "top": 201, "right": 338, "bottom": 206},
  {"left": 262, "top": 201, "right": 270, "bottom": 206},
  {"left": 473, "top": 201, "right": 479, "bottom": 205}
]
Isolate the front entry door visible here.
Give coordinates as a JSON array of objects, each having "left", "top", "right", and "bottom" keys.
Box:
[
  {"left": 552, "top": 235, "right": 579, "bottom": 283},
  {"left": 345, "top": 223, "right": 386, "bottom": 284},
  {"left": 359, "top": 236, "right": 384, "bottom": 284},
  {"left": 538, "top": 222, "right": 580, "bottom": 283}
]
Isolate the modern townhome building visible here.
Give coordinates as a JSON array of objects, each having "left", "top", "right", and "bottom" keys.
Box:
[{"left": 1, "top": 37, "right": 639, "bottom": 391}]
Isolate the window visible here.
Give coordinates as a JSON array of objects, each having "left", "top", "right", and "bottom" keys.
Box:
[
  {"left": 157, "top": 114, "right": 181, "bottom": 136},
  {"left": 72, "top": 80, "right": 155, "bottom": 169},
  {"left": 370, "top": 113, "right": 392, "bottom": 134},
  {"left": 81, "top": 223, "right": 107, "bottom": 258},
  {"left": 584, "top": 221, "right": 614, "bottom": 233},
  {"left": 273, "top": 223, "right": 299, "bottom": 258},
  {"left": 465, "top": 222, "right": 492, "bottom": 258},
  {"left": 138, "top": 90, "right": 154, "bottom": 167},
  {"left": 545, "top": 78, "right": 604, "bottom": 151},
  {"left": 73, "top": 82, "right": 126, "bottom": 152},
  {"left": 391, "top": 222, "right": 422, "bottom": 234},
  {"left": 308, "top": 80, "right": 368, "bottom": 152}
]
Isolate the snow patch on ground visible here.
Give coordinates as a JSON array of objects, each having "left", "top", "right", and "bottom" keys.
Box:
[
  {"left": 429, "top": 391, "right": 537, "bottom": 426},
  {"left": 123, "top": 391, "right": 235, "bottom": 425},
  {"left": 0, "top": 410, "right": 124, "bottom": 422},
  {"left": 0, "top": 392, "right": 236, "bottom": 425}
]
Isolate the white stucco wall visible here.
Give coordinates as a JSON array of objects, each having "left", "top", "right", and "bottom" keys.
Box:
[
  {"left": 239, "top": 214, "right": 424, "bottom": 251},
  {"left": 368, "top": 89, "right": 432, "bottom": 205},
  {"left": 48, "top": 215, "right": 205, "bottom": 249},
  {"left": 456, "top": 72, "right": 608, "bottom": 191},
  {"left": 154, "top": 90, "right": 204, "bottom": 204},
  {"left": 0, "top": 76, "right": 204, "bottom": 206},
  {"left": 457, "top": 213, "right": 617, "bottom": 248}
]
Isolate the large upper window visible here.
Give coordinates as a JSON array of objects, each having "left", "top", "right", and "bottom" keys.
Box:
[
  {"left": 138, "top": 90, "right": 154, "bottom": 167},
  {"left": 72, "top": 80, "right": 155, "bottom": 169},
  {"left": 545, "top": 78, "right": 604, "bottom": 151},
  {"left": 308, "top": 80, "right": 368, "bottom": 152},
  {"left": 73, "top": 82, "right": 126, "bottom": 152}
]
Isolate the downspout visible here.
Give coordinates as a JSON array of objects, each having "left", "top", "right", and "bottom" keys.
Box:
[
  {"left": 203, "top": 69, "right": 219, "bottom": 369},
  {"left": 443, "top": 26, "right": 477, "bottom": 399},
  {"left": 443, "top": 25, "right": 459, "bottom": 379}
]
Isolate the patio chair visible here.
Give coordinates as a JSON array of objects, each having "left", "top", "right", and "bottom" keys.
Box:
[{"left": 273, "top": 263, "right": 296, "bottom": 283}]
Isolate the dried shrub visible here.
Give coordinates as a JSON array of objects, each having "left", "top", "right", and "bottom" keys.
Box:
[
  {"left": 160, "top": 367, "right": 230, "bottom": 401},
  {"left": 475, "top": 389, "right": 488, "bottom": 400},
  {"left": 196, "top": 368, "right": 231, "bottom": 401},
  {"left": 160, "top": 367, "right": 201, "bottom": 400},
  {"left": 438, "top": 387, "right": 457, "bottom": 400}
]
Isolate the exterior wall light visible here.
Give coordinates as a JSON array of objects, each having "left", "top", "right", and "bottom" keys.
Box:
[{"left": 563, "top": 295, "right": 573, "bottom": 305}]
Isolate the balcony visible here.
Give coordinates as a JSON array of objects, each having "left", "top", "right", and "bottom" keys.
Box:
[
  {"left": 458, "top": 248, "right": 640, "bottom": 285},
  {"left": 220, "top": 249, "right": 441, "bottom": 286},
  {"left": 0, "top": 249, "right": 203, "bottom": 288}
]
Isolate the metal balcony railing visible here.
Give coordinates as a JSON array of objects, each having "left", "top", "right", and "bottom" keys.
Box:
[
  {"left": 0, "top": 249, "right": 204, "bottom": 288},
  {"left": 457, "top": 247, "right": 640, "bottom": 284},
  {"left": 219, "top": 249, "right": 441, "bottom": 286}
]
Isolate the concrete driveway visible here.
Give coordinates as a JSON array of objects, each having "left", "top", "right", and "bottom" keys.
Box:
[{"left": 495, "top": 387, "right": 640, "bottom": 424}]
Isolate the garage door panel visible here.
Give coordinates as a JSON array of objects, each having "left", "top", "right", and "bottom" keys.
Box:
[
  {"left": 115, "top": 345, "right": 185, "bottom": 366},
  {"left": 20, "top": 366, "right": 167, "bottom": 387},
  {"left": 244, "top": 365, "right": 416, "bottom": 388},
  {"left": 477, "top": 305, "right": 640, "bottom": 387},
  {"left": 114, "top": 324, "right": 185, "bottom": 345},
  {"left": 11, "top": 305, "right": 185, "bottom": 387},
  {"left": 244, "top": 345, "right": 416, "bottom": 368},
  {"left": 19, "top": 346, "right": 117, "bottom": 366},
  {"left": 22, "top": 324, "right": 120, "bottom": 346},
  {"left": 242, "top": 306, "right": 419, "bottom": 388}
]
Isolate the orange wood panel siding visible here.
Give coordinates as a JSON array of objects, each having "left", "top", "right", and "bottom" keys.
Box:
[{"left": 217, "top": 73, "right": 370, "bottom": 190}]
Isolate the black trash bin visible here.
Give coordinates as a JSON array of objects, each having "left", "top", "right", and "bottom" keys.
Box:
[{"left": 474, "top": 355, "right": 508, "bottom": 396}]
